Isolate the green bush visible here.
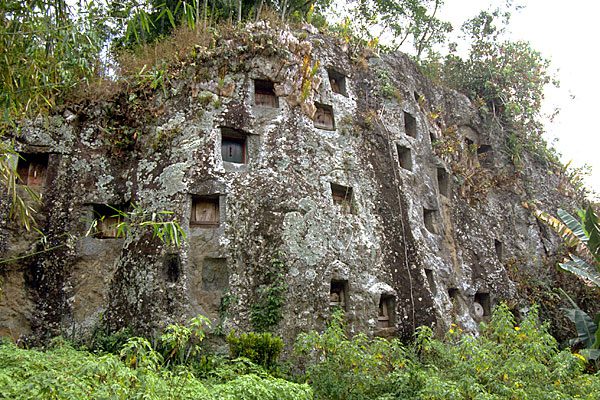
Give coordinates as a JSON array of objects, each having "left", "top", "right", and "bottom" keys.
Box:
[
  {"left": 2, "top": 305, "right": 599, "bottom": 400},
  {"left": 211, "top": 374, "right": 312, "bottom": 400},
  {"left": 158, "top": 314, "right": 211, "bottom": 366},
  {"left": 250, "top": 256, "right": 287, "bottom": 332},
  {"left": 227, "top": 331, "right": 284, "bottom": 370},
  {"left": 295, "top": 306, "right": 600, "bottom": 399},
  {"left": 0, "top": 341, "right": 311, "bottom": 399},
  {"left": 295, "top": 310, "right": 414, "bottom": 399},
  {"left": 88, "top": 326, "right": 135, "bottom": 354}
]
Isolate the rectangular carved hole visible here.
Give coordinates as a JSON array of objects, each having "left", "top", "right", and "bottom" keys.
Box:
[
  {"left": 191, "top": 195, "right": 220, "bottom": 226},
  {"left": 477, "top": 144, "right": 493, "bottom": 167},
  {"left": 327, "top": 69, "right": 347, "bottom": 96},
  {"left": 164, "top": 253, "right": 181, "bottom": 283},
  {"left": 17, "top": 153, "right": 48, "bottom": 186},
  {"left": 202, "top": 257, "right": 228, "bottom": 291},
  {"left": 425, "top": 269, "right": 436, "bottom": 295},
  {"left": 448, "top": 288, "right": 459, "bottom": 301},
  {"left": 378, "top": 295, "right": 394, "bottom": 328},
  {"left": 314, "top": 103, "right": 335, "bottom": 130},
  {"left": 429, "top": 132, "right": 437, "bottom": 148},
  {"left": 330, "top": 183, "right": 354, "bottom": 214},
  {"left": 474, "top": 292, "right": 491, "bottom": 317},
  {"left": 477, "top": 144, "right": 492, "bottom": 154},
  {"left": 397, "top": 145, "right": 412, "bottom": 171},
  {"left": 437, "top": 168, "right": 449, "bottom": 197},
  {"left": 330, "top": 280, "right": 348, "bottom": 310},
  {"left": 221, "top": 127, "right": 247, "bottom": 164},
  {"left": 92, "top": 204, "right": 126, "bottom": 239},
  {"left": 254, "top": 79, "right": 278, "bottom": 107},
  {"left": 423, "top": 208, "right": 438, "bottom": 234},
  {"left": 495, "top": 239, "right": 504, "bottom": 261},
  {"left": 403, "top": 111, "right": 417, "bottom": 138}
]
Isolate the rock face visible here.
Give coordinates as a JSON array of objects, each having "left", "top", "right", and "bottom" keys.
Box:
[{"left": 0, "top": 25, "right": 585, "bottom": 344}]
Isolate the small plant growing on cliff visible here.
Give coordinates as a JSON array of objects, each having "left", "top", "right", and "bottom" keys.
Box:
[
  {"left": 250, "top": 255, "right": 287, "bottom": 332},
  {"left": 86, "top": 203, "right": 186, "bottom": 247}
]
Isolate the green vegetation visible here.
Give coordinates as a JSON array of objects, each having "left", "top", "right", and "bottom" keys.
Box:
[
  {"left": 0, "top": 341, "right": 312, "bottom": 399},
  {"left": 421, "top": 5, "right": 559, "bottom": 169},
  {"left": 250, "top": 256, "right": 287, "bottom": 332},
  {"left": 227, "top": 331, "right": 283, "bottom": 370},
  {"left": 529, "top": 204, "right": 600, "bottom": 364},
  {"left": 2, "top": 305, "right": 600, "bottom": 399},
  {"left": 297, "top": 305, "right": 600, "bottom": 399},
  {"left": 87, "top": 203, "right": 186, "bottom": 247}
]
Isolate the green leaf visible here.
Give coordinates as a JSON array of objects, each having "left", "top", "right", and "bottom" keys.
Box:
[
  {"left": 584, "top": 206, "right": 600, "bottom": 262},
  {"left": 560, "top": 255, "right": 600, "bottom": 287},
  {"left": 579, "top": 348, "right": 600, "bottom": 361},
  {"left": 563, "top": 306, "right": 598, "bottom": 348},
  {"left": 557, "top": 209, "right": 588, "bottom": 244},
  {"left": 595, "top": 316, "right": 600, "bottom": 349}
]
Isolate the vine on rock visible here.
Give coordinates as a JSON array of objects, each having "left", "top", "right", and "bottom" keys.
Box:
[{"left": 250, "top": 254, "right": 288, "bottom": 333}]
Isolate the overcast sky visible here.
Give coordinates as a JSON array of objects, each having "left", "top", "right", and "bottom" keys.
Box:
[{"left": 439, "top": 0, "right": 600, "bottom": 198}]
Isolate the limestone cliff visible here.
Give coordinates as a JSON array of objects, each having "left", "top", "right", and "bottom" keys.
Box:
[{"left": 0, "top": 23, "right": 591, "bottom": 344}]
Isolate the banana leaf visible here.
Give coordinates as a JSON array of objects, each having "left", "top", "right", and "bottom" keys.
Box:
[
  {"left": 559, "top": 255, "right": 600, "bottom": 288},
  {"left": 563, "top": 306, "right": 597, "bottom": 348},
  {"left": 558, "top": 209, "right": 588, "bottom": 244}
]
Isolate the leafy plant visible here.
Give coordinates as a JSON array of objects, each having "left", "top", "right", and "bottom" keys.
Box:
[
  {"left": 250, "top": 255, "right": 287, "bottom": 332},
  {"left": 89, "top": 325, "right": 135, "bottom": 354},
  {"left": 528, "top": 204, "right": 600, "bottom": 286},
  {"left": 0, "top": 340, "right": 313, "bottom": 399},
  {"left": 528, "top": 203, "right": 600, "bottom": 362},
  {"left": 561, "top": 292, "right": 600, "bottom": 361},
  {"left": 295, "top": 309, "right": 410, "bottom": 399},
  {"left": 1, "top": 145, "right": 41, "bottom": 232},
  {"left": 159, "top": 314, "right": 211, "bottom": 366},
  {"left": 422, "top": 5, "right": 558, "bottom": 168},
  {"left": 557, "top": 207, "right": 600, "bottom": 285},
  {"left": 294, "top": 305, "right": 600, "bottom": 399},
  {"left": 341, "top": 0, "right": 452, "bottom": 57},
  {"left": 86, "top": 203, "right": 186, "bottom": 247},
  {"left": 227, "top": 331, "right": 283, "bottom": 370},
  {"left": 120, "top": 336, "right": 163, "bottom": 370}
]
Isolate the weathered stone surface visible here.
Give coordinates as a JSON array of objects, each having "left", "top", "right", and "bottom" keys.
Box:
[{"left": 0, "top": 24, "right": 593, "bottom": 345}]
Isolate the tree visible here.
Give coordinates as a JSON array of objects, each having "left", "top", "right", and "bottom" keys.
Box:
[
  {"left": 420, "top": 5, "right": 558, "bottom": 167},
  {"left": 1, "top": 0, "right": 107, "bottom": 230},
  {"left": 346, "top": 0, "right": 451, "bottom": 56}
]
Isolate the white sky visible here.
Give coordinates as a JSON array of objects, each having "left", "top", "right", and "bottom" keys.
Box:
[{"left": 439, "top": 0, "right": 600, "bottom": 198}]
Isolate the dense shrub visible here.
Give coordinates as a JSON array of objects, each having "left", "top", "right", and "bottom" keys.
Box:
[
  {"left": 2, "top": 306, "right": 600, "bottom": 399},
  {"left": 295, "top": 310, "right": 412, "bottom": 399},
  {"left": 295, "top": 305, "right": 600, "bottom": 399},
  {"left": 227, "top": 331, "right": 284, "bottom": 370},
  {"left": 0, "top": 341, "right": 311, "bottom": 400}
]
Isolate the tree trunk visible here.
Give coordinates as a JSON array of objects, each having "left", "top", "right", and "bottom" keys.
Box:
[
  {"left": 203, "top": 0, "right": 208, "bottom": 29},
  {"left": 255, "top": 0, "right": 264, "bottom": 22},
  {"left": 416, "top": 0, "right": 441, "bottom": 59},
  {"left": 195, "top": 0, "right": 200, "bottom": 31},
  {"left": 281, "top": 0, "right": 288, "bottom": 21}
]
